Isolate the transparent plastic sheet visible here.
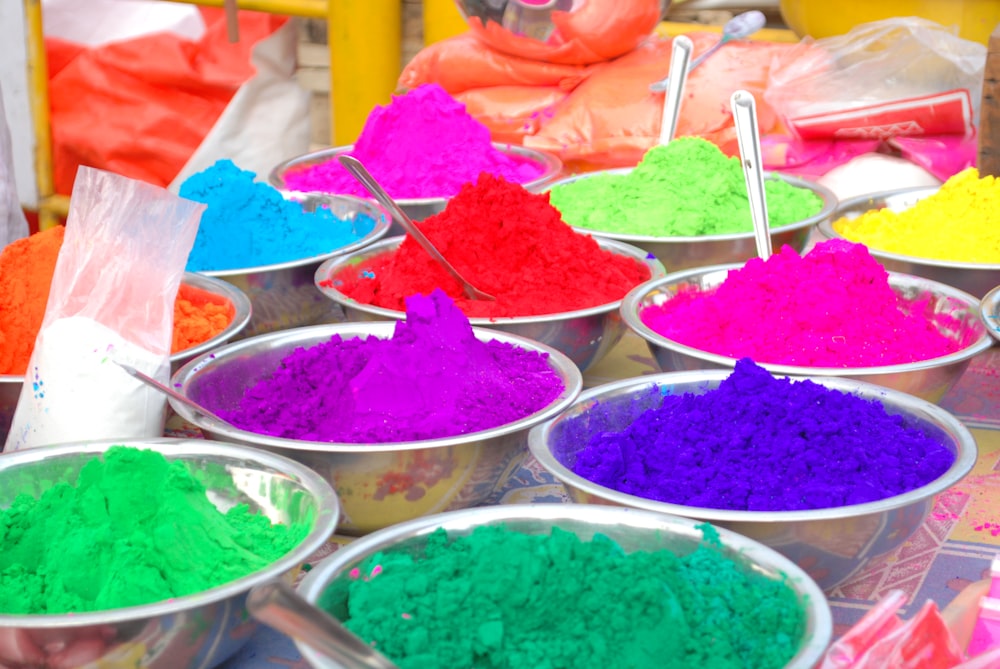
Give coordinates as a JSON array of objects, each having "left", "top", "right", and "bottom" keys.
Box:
[
  {"left": 0, "top": 83, "right": 27, "bottom": 250},
  {"left": 453, "top": 85, "right": 568, "bottom": 144}
]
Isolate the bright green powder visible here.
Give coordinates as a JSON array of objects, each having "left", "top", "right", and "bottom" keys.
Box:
[
  {"left": 0, "top": 446, "right": 310, "bottom": 615},
  {"left": 548, "top": 137, "right": 824, "bottom": 236},
  {"left": 332, "top": 524, "right": 806, "bottom": 669}
]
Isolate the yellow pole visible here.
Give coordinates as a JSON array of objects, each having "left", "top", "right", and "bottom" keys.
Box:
[
  {"left": 24, "top": 0, "right": 59, "bottom": 229},
  {"left": 328, "top": 0, "right": 401, "bottom": 145},
  {"left": 423, "top": 0, "right": 468, "bottom": 46}
]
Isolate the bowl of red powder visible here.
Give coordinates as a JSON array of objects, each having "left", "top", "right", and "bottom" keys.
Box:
[
  {"left": 620, "top": 240, "right": 992, "bottom": 403},
  {"left": 528, "top": 361, "right": 977, "bottom": 590},
  {"left": 981, "top": 284, "right": 1000, "bottom": 343},
  {"left": 294, "top": 504, "right": 833, "bottom": 669}
]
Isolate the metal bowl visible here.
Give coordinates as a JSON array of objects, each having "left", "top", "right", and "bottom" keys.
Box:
[
  {"left": 199, "top": 193, "right": 391, "bottom": 338},
  {"left": 0, "top": 438, "right": 339, "bottom": 669},
  {"left": 169, "top": 322, "right": 584, "bottom": 535},
  {"left": 540, "top": 169, "right": 838, "bottom": 272},
  {"left": 528, "top": 371, "right": 977, "bottom": 591},
  {"left": 621, "top": 265, "right": 992, "bottom": 403},
  {"left": 981, "top": 284, "right": 1000, "bottom": 343},
  {"left": 313, "top": 236, "right": 665, "bottom": 372},
  {"left": 295, "top": 504, "right": 833, "bottom": 669},
  {"left": 820, "top": 187, "right": 1000, "bottom": 299}
]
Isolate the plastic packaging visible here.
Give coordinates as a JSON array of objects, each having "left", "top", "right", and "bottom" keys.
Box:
[
  {"left": 453, "top": 85, "right": 568, "bottom": 143},
  {"left": 0, "top": 84, "right": 27, "bottom": 250}
]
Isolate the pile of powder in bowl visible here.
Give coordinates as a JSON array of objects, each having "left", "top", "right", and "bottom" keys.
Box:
[
  {"left": 221, "top": 290, "right": 565, "bottom": 443},
  {"left": 332, "top": 524, "right": 805, "bottom": 669},
  {"left": 0, "top": 446, "right": 308, "bottom": 615},
  {"left": 832, "top": 167, "right": 1000, "bottom": 263},
  {"left": 322, "top": 174, "right": 651, "bottom": 318},
  {"left": 0, "top": 226, "right": 235, "bottom": 375},
  {"left": 548, "top": 137, "right": 824, "bottom": 236},
  {"left": 640, "top": 239, "right": 965, "bottom": 367},
  {"left": 180, "top": 159, "right": 376, "bottom": 272},
  {"left": 567, "top": 359, "right": 955, "bottom": 511},
  {"left": 279, "top": 83, "right": 545, "bottom": 200}
]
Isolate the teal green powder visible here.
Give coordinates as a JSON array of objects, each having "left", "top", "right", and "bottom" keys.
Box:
[
  {"left": 332, "top": 524, "right": 806, "bottom": 669},
  {"left": 548, "top": 137, "right": 824, "bottom": 236}
]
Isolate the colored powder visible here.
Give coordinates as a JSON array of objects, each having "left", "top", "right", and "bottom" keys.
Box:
[
  {"left": 323, "top": 174, "right": 651, "bottom": 318},
  {"left": 832, "top": 167, "right": 1000, "bottom": 263},
  {"left": 281, "top": 84, "right": 545, "bottom": 200},
  {"left": 548, "top": 137, "right": 824, "bottom": 236},
  {"left": 0, "top": 446, "right": 309, "bottom": 614},
  {"left": 568, "top": 358, "right": 955, "bottom": 511},
  {"left": 640, "top": 239, "right": 962, "bottom": 367},
  {"left": 171, "top": 283, "right": 235, "bottom": 353},
  {"left": 179, "top": 159, "right": 376, "bottom": 272},
  {"left": 331, "top": 524, "right": 805, "bottom": 669},
  {"left": 221, "top": 289, "right": 565, "bottom": 443}
]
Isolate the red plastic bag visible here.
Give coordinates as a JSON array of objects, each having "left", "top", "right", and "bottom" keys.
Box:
[{"left": 453, "top": 85, "right": 568, "bottom": 144}]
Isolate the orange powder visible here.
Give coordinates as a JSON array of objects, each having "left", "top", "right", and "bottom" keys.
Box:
[{"left": 172, "top": 284, "right": 235, "bottom": 353}]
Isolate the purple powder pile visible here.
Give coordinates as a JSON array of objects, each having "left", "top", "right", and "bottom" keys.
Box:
[
  {"left": 567, "top": 359, "right": 955, "bottom": 511},
  {"left": 221, "top": 289, "right": 565, "bottom": 443}
]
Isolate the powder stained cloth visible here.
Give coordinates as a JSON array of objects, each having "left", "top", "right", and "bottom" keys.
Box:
[
  {"left": 281, "top": 84, "right": 545, "bottom": 200},
  {"left": 569, "top": 358, "right": 955, "bottom": 511},
  {"left": 640, "top": 240, "right": 961, "bottom": 367},
  {"left": 221, "top": 289, "right": 564, "bottom": 443},
  {"left": 324, "top": 173, "right": 651, "bottom": 318},
  {"left": 0, "top": 446, "right": 308, "bottom": 615},
  {"left": 333, "top": 524, "right": 805, "bottom": 669},
  {"left": 180, "top": 159, "right": 375, "bottom": 272},
  {"left": 549, "top": 137, "right": 824, "bottom": 236},
  {"left": 832, "top": 167, "right": 1000, "bottom": 263}
]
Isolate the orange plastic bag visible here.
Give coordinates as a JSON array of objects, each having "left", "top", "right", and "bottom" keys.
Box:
[{"left": 453, "top": 85, "right": 568, "bottom": 144}]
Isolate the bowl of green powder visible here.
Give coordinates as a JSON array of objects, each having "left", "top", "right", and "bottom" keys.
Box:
[
  {"left": 294, "top": 504, "right": 833, "bottom": 669},
  {"left": 0, "top": 438, "right": 340, "bottom": 669},
  {"left": 981, "top": 284, "right": 1000, "bottom": 343}
]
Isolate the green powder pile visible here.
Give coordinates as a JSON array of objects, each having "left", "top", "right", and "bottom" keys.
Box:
[
  {"left": 0, "top": 446, "right": 310, "bottom": 615},
  {"left": 333, "top": 524, "right": 806, "bottom": 669},
  {"left": 548, "top": 137, "right": 824, "bottom": 236}
]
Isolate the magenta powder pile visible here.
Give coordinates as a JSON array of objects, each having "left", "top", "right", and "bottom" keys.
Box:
[
  {"left": 641, "top": 240, "right": 964, "bottom": 367},
  {"left": 220, "top": 289, "right": 564, "bottom": 443},
  {"left": 281, "top": 84, "right": 545, "bottom": 200}
]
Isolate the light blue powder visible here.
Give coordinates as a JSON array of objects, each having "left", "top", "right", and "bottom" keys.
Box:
[{"left": 180, "top": 160, "right": 376, "bottom": 271}]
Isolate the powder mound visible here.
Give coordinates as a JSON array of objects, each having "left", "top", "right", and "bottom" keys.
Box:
[
  {"left": 221, "top": 289, "right": 565, "bottom": 443},
  {"left": 567, "top": 359, "right": 955, "bottom": 512},
  {"left": 171, "top": 283, "right": 236, "bottom": 352},
  {"left": 549, "top": 137, "right": 824, "bottom": 236},
  {"left": 323, "top": 173, "right": 652, "bottom": 318},
  {"left": 336, "top": 524, "right": 805, "bottom": 669},
  {"left": 180, "top": 159, "right": 376, "bottom": 272},
  {"left": 640, "top": 239, "right": 963, "bottom": 367},
  {"left": 0, "top": 446, "right": 308, "bottom": 615},
  {"left": 280, "top": 83, "right": 545, "bottom": 199}
]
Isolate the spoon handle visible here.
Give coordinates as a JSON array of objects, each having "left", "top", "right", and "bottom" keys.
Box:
[
  {"left": 659, "top": 35, "right": 693, "bottom": 145},
  {"left": 113, "top": 361, "right": 229, "bottom": 426},
  {"left": 731, "top": 90, "right": 772, "bottom": 260}
]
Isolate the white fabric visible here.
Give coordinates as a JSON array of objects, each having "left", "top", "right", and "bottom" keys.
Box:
[{"left": 41, "top": 0, "right": 205, "bottom": 47}]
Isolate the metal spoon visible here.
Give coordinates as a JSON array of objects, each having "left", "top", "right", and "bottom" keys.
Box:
[
  {"left": 337, "top": 155, "right": 496, "bottom": 301},
  {"left": 658, "top": 35, "right": 693, "bottom": 145},
  {"left": 650, "top": 10, "right": 768, "bottom": 92},
  {"left": 114, "top": 361, "right": 235, "bottom": 429},
  {"left": 248, "top": 580, "right": 400, "bottom": 669},
  {"left": 731, "top": 90, "right": 772, "bottom": 260}
]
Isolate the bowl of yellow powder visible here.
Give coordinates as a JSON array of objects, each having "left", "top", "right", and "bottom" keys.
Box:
[
  {"left": 0, "top": 438, "right": 339, "bottom": 669},
  {"left": 981, "top": 284, "right": 1000, "bottom": 343},
  {"left": 294, "top": 504, "right": 833, "bottom": 669},
  {"left": 822, "top": 169, "right": 1000, "bottom": 299}
]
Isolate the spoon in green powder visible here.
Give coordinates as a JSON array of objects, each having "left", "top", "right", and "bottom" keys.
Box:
[
  {"left": 658, "top": 35, "right": 693, "bottom": 145},
  {"left": 731, "top": 89, "right": 773, "bottom": 260}
]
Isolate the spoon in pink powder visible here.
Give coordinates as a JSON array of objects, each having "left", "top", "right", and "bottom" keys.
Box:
[{"left": 731, "top": 89, "right": 773, "bottom": 260}]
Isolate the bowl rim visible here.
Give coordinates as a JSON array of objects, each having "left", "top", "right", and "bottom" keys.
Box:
[
  {"left": 980, "top": 284, "right": 1000, "bottom": 343},
  {"left": 268, "top": 142, "right": 564, "bottom": 205},
  {"left": 620, "top": 263, "right": 994, "bottom": 376},
  {"left": 313, "top": 235, "right": 666, "bottom": 324},
  {"left": 822, "top": 186, "right": 1000, "bottom": 271},
  {"left": 0, "top": 437, "right": 340, "bottom": 627},
  {"left": 527, "top": 370, "right": 978, "bottom": 523},
  {"left": 294, "top": 503, "right": 834, "bottom": 669},
  {"left": 169, "top": 321, "right": 584, "bottom": 452}
]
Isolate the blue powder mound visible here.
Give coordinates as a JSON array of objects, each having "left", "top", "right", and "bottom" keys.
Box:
[{"left": 180, "top": 159, "right": 377, "bottom": 271}]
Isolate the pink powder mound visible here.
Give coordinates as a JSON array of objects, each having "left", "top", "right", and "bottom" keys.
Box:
[
  {"left": 282, "top": 84, "right": 546, "bottom": 200},
  {"left": 640, "top": 240, "right": 965, "bottom": 367}
]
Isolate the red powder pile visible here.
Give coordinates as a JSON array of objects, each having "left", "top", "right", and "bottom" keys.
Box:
[{"left": 322, "top": 174, "right": 651, "bottom": 318}]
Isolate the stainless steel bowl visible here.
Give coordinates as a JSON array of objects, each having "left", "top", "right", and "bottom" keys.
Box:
[
  {"left": 313, "top": 236, "right": 665, "bottom": 372},
  {"left": 0, "top": 438, "right": 339, "bottom": 669},
  {"left": 821, "top": 187, "right": 1000, "bottom": 299},
  {"left": 981, "top": 284, "right": 1000, "bottom": 343},
  {"left": 541, "top": 169, "right": 837, "bottom": 272},
  {"left": 528, "top": 371, "right": 978, "bottom": 591},
  {"left": 621, "top": 265, "right": 992, "bottom": 403},
  {"left": 200, "top": 193, "right": 391, "bottom": 338},
  {"left": 169, "top": 322, "right": 584, "bottom": 535},
  {"left": 295, "top": 504, "right": 833, "bottom": 669}
]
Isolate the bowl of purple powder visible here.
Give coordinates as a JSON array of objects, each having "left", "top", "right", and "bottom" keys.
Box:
[
  {"left": 528, "top": 361, "right": 978, "bottom": 591},
  {"left": 981, "top": 284, "right": 1000, "bottom": 343}
]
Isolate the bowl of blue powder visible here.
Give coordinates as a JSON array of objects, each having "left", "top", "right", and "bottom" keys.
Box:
[
  {"left": 179, "top": 160, "right": 391, "bottom": 337},
  {"left": 528, "top": 360, "right": 978, "bottom": 591}
]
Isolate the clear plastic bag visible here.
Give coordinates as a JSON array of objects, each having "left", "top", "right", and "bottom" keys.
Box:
[{"left": 0, "top": 83, "right": 28, "bottom": 250}]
